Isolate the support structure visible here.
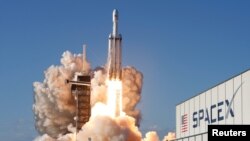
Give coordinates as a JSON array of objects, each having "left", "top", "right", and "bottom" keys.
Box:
[{"left": 67, "top": 75, "right": 91, "bottom": 132}]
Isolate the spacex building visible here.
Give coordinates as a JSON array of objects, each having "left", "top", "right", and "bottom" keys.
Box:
[{"left": 176, "top": 69, "right": 250, "bottom": 141}]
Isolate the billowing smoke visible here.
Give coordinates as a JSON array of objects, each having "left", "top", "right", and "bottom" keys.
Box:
[
  {"left": 33, "top": 51, "right": 83, "bottom": 138},
  {"left": 33, "top": 50, "right": 175, "bottom": 141},
  {"left": 122, "top": 67, "right": 143, "bottom": 126},
  {"left": 162, "top": 132, "right": 176, "bottom": 141},
  {"left": 143, "top": 132, "right": 159, "bottom": 141}
]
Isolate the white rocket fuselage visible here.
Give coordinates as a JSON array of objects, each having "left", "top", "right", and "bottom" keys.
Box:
[{"left": 107, "top": 9, "right": 122, "bottom": 80}]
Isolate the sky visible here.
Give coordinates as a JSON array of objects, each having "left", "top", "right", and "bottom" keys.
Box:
[{"left": 1, "top": 0, "right": 250, "bottom": 140}]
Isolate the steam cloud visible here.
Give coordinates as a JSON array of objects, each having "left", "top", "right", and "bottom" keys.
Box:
[{"left": 33, "top": 51, "right": 175, "bottom": 141}]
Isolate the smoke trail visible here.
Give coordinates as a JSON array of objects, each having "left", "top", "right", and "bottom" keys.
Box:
[{"left": 33, "top": 50, "right": 175, "bottom": 141}]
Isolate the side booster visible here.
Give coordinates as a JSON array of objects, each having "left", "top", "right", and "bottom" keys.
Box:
[{"left": 107, "top": 9, "right": 122, "bottom": 80}]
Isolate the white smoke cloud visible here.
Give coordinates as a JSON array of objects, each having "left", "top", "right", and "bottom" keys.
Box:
[
  {"left": 33, "top": 50, "right": 175, "bottom": 141},
  {"left": 77, "top": 115, "right": 142, "bottom": 141},
  {"left": 143, "top": 132, "right": 159, "bottom": 141},
  {"left": 90, "top": 68, "right": 107, "bottom": 106},
  {"left": 162, "top": 132, "right": 176, "bottom": 141},
  {"left": 33, "top": 134, "right": 55, "bottom": 141}
]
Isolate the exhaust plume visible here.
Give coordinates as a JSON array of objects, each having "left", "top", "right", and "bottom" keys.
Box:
[{"left": 33, "top": 50, "right": 175, "bottom": 141}]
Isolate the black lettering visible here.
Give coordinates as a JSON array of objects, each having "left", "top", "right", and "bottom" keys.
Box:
[
  {"left": 193, "top": 112, "right": 198, "bottom": 128},
  {"left": 205, "top": 108, "right": 210, "bottom": 124},
  {"left": 199, "top": 109, "right": 204, "bottom": 126},
  {"left": 217, "top": 101, "right": 224, "bottom": 121},
  {"left": 211, "top": 104, "right": 216, "bottom": 123},
  {"left": 225, "top": 100, "right": 234, "bottom": 117}
]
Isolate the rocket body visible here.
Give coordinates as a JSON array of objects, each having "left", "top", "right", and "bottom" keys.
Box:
[{"left": 107, "top": 9, "right": 122, "bottom": 80}]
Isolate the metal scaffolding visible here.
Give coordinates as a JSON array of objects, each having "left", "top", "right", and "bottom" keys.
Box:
[{"left": 67, "top": 75, "right": 91, "bottom": 132}]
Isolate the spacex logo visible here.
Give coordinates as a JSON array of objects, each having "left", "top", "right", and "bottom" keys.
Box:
[{"left": 192, "top": 82, "right": 243, "bottom": 128}]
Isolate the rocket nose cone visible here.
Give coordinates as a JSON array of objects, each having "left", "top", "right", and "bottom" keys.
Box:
[
  {"left": 113, "top": 9, "right": 118, "bottom": 16},
  {"left": 113, "top": 9, "right": 118, "bottom": 21}
]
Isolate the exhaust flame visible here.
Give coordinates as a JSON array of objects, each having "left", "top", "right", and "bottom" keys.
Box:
[{"left": 106, "top": 80, "right": 124, "bottom": 117}]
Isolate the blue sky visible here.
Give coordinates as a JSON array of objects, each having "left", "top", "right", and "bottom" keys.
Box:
[{"left": 1, "top": 0, "right": 250, "bottom": 140}]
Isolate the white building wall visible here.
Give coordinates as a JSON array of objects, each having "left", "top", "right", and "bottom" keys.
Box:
[
  {"left": 199, "top": 92, "right": 206, "bottom": 133},
  {"left": 195, "top": 135, "right": 202, "bottom": 141},
  {"left": 194, "top": 96, "right": 200, "bottom": 135},
  {"left": 242, "top": 71, "right": 250, "bottom": 124},
  {"left": 176, "top": 105, "right": 181, "bottom": 138},
  {"left": 189, "top": 98, "right": 195, "bottom": 136},
  {"left": 218, "top": 83, "right": 225, "bottom": 124},
  {"left": 176, "top": 70, "right": 250, "bottom": 141},
  {"left": 184, "top": 101, "right": 189, "bottom": 137},
  {"left": 211, "top": 87, "right": 218, "bottom": 125},
  {"left": 225, "top": 79, "right": 234, "bottom": 124},
  {"left": 234, "top": 75, "right": 242, "bottom": 124},
  {"left": 204, "top": 90, "right": 211, "bottom": 132},
  {"left": 180, "top": 103, "right": 185, "bottom": 138},
  {"left": 189, "top": 136, "right": 195, "bottom": 141}
]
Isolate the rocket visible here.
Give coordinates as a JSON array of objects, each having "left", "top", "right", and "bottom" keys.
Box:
[{"left": 107, "top": 9, "right": 122, "bottom": 80}]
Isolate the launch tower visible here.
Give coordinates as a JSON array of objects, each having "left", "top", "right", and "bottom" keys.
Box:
[{"left": 66, "top": 45, "right": 91, "bottom": 132}]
